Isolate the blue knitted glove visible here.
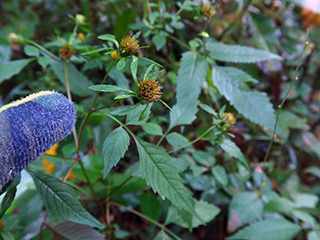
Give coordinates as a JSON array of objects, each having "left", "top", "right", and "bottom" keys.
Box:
[{"left": 0, "top": 91, "right": 76, "bottom": 191}]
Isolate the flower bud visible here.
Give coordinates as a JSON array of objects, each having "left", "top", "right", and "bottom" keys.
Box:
[
  {"left": 138, "top": 79, "right": 163, "bottom": 102},
  {"left": 77, "top": 33, "right": 85, "bottom": 41},
  {"left": 222, "top": 113, "right": 236, "bottom": 131},
  {"left": 111, "top": 51, "right": 118, "bottom": 59},
  {"left": 8, "top": 33, "right": 24, "bottom": 44},
  {"left": 202, "top": 5, "right": 215, "bottom": 19},
  {"left": 75, "top": 14, "right": 86, "bottom": 25}
]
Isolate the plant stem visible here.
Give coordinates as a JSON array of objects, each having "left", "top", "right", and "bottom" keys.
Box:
[
  {"left": 105, "top": 176, "right": 133, "bottom": 198},
  {"left": 167, "top": 34, "right": 193, "bottom": 52},
  {"left": 261, "top": 31, "right": 309, "bottom": 189},
  {"left": 109, "top": 201, "right": 182, "bottom": 240},
  {"left": 27, "top": 40, "right": 60, "bottom": 61},
  {"left": 218, "top": 0, "right": 253, "bottom": 41},
  {"left": 168, "top": 125, "right": 215, "bottom": 153},
  {"left": 157, "top": 128, "right": 171, "bottom": 146}
]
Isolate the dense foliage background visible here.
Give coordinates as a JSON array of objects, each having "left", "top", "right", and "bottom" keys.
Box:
[{"left": 0, "top": 0, "right": 320, "bottom": 239}]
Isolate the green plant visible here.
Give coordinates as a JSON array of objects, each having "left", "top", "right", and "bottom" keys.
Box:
[{"left": 1, "top": 0, "right": 320, "bottom": 239}]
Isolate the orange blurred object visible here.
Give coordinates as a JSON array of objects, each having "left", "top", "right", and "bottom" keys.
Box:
[{"left": 300, "top": 8, "right": 320, "bottom": 28}]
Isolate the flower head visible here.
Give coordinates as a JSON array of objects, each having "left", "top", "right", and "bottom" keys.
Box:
[
  {"left": 75, "top": 14, "right": 86, "bottom": 25},
  {"left": 8, "top": 33, "right": 24, "bottom": 44},
  {"left": 119, "top": 34, "right": 139, "bottom": 57},
  {"left": 202, "top": 5, "right": 215, "bottom": 19},
  {"left": 59, "top": 45, "right": 74, "bottom": 60},
  {"left": 222, "top": 113, "right": 236, "bottom": 131},
  {"left": 77, "top": 33, "right": 85, "bottom": 41},
  {"left": 138, "top": 79, "right": 162, "bottom": 102}
]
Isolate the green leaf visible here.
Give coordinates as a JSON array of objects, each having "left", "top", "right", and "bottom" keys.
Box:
[
  {"left": 114, "top": 8, "right": 138, "bottom": 40},
  {"left": 134, "top": 138, "right": 195, "bottom": 214},
  {"left": 308, "top": 231, "right": 320, "bottom": 240},
  {"left": 212, "top": 166, "right": 228, "bottom": 187},
  {"left": 27, "top": 169, "right": 104, "bottom": 229},
  {"left": 212, "top": 66, "right": 277, "bottom": 131},
  {"left": 305, "top": 166, "right": 320, "bottom": 179},
  {"left": 97, "top": 34, "right": 119, "bottom": 48},
  {"left": 213, "top": 66, "right": 259, "bottom": 83},
  {"left": 228, "top": 218, "right": 301, "bottom": 240},
  {"left": 140, "top": 193, "right": 161, "bottom": 224},
  {"left": 126, "top": 104, "right": 152, "bottom": 125},
  {"left": 89, "top": 84, "right": 133, "bottom": 93},
  {"left": 169, "top": 51, "right": 208, "bottom": 129},
  {"left": 137, "top": 57, "right": 162, "bottom": 67},
  {"left": 152, "top": 31, "right": 168, "bottom": 51},
  {"left": 168, "top": 201, "right": 220, "bottom": 228},
  {"left": 114, "top": 93, "right": 136, "bottom": 100},
  {"left": 109, "top": 66, "right": 130, "bottom": 90},
  {"left": 24, "top": 45, "right": 40, "bottom": 57},
  {"left": 37, "top": 57, "right": 50, "bottom": 68},
  {"left": 102, "top": 127, "right": 130, "bottom": 178},
  {"left": 228, "top": 192, "right": 263, "bottom": 231},
  {"left": 166, "top": 132, "right": 192, "bottom": 150},
  {"left": 116, "top": 58, "right": 126, "bottom": 70},
  {"left": 0, "top": 186, "right": 16, "bottom": 218},
  {"left": 0, "top": 230, "right": 14, "bottom": 240},
  {"left": 264, "top": 197, "right": 294, "bottom": 214},
  {"left": 220, "top": 139, "right": 249, "bottom": 169},
  {"left": 142, "top": 123, "right": 163, "bottom": 136},
  {"left": 0, "top": 59, "right": 34, "bottom": 84},
  {"left": 45, "top": 221, "right": 105, "bottom": 240},
  {"left": 81, "top": 47, "right": 114, "bottom": 55},
  {"left": 154, "top": 230, "right": 173, "bottom": 240},
  {"left": 106, "top": 105, "right": 139, "bottom": 116},
  {"left": 199, "top": 103, "right": 218, "bottom": 117},
  {"left": 131, "top": 55, "right": 138, "bottom": 84},
  {"left": 50, "top": 60, "right": 94, "bottom": 97},
  {"left": 206, "top": 41, "right": 282, "bottom": 63},
  {"left": 143, "top": 64, "right": 155, "bottom": 80}
]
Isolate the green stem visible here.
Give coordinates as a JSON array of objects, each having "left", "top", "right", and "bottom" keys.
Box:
[
  {"left": 218, "top": 0, "right": 253, "bottom": 41},
  {"left": 168, "top": 125, "right": 215, "bottom": 154},
  {"left": 105, "top": 176, "right": 133, "bottom": 199},
  {"left": 157, "top": 128, "right": 171, "bottom": 146},
  {"left": 261, "top": 32, "right": 309, "bottom": 189},
  {"left": 167, "top": 34, "right": 193, "bottom": 52},
  {"left": 109, "top": 201, "right": 182, "bottom": 240},
  {"left": 26, "top": 40, "right": 60, "bottom": 61}
]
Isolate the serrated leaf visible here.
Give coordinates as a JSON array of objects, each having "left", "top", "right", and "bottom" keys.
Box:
[
  {"left": 126, "top": 104, "right": 152, "bottom": 125},
  {"left": 27, "top": 169, "right": 104, "bottom": 229},
  {"left": 24, "top": 45, "right": 40, "bottom": 57},
  {"left": 227, "top": 218, "right": 301, "bottom": 240},
  {"left": 154, "top": 230, "right": 173, "bottom": 240},
  {"left": 207, "top": 41, "right": 282, "bottom": 63},
  {"left": 0, "top": 59, "right": 34, "bottom": 84},
  {"left": 214, "top": 66, "right": 259, "bottom": 83},
  {"left": 228, "top": 192, "right": 263, "bottom": 231},
  {"left": 220, "top": 139, "right": 249, "bottom": 169},
  {"left": 97, "top": 34, "right": 119, "bottom": 48},
  {"left": 102, "top": 127, "right": 130, "bottom": 178},
  {"left": 134, "top": 138, "right": 195, "bottom": 214},
  {"left": 50, "top": 60, "right": 94, "bottom": 97},
  {"left": 89, "top": 84, "right": 133, "bottom": 93},
  {"left": 167, "top": 201, "right": 220, "bottom": 228},
  {"left": 142, "top": 123, "right": 163, "bottom": 136},
  {"left": 212, "top": 66, "right": 277, "bottom": 131},
  {"left": 169, "top": 51, "right": 208, "bottom": 129},
  {"left": 46, "top": 221, "right": 105, "bottom": 240},
  {"left": 212, "top": 166, "right": 228, "bottom": 186}
]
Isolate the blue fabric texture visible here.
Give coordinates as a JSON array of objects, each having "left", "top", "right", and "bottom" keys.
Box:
[{"left": 0, "top": 92, "right": 76, "bottom": 190}]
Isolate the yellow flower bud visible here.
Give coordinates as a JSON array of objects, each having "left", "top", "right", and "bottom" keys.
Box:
[
  {"left": 8, "top": 33, "right": 24, "bottom": 44},
  {"left": 75, "top": 14, "right": 86, "bottom": 24},
  {"left": 77, "top": 33, "right": 85, "bottom": 41},
  {"left": 202, "top": 5, "right": 215, "bottom": 19},
  {"left": 222, "top": 113, "right": 236, "bottom": 131},
  {"left": 111, "top": 51, "right": 118, "bottom": 59}
]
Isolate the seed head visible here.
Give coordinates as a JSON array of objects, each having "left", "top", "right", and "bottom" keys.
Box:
[
  {"left": 119, "top": 34, "right": 139, "bottom": 57},
  {"left": 202, "top": 5, "right": 215, "bottom": 19},
  {"left": 222, "top": 113, "right": 236, "bottom": 131},
  {"left": 138, "top": 79, "right": 163, "bottom": 102},
  {"left": 60, "top": 45, "right": 74, "bottom": 60}
]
